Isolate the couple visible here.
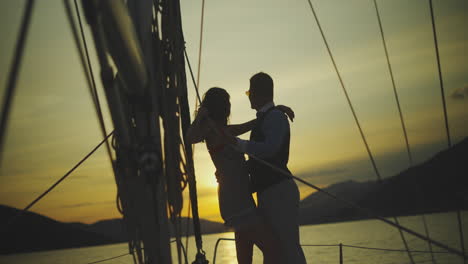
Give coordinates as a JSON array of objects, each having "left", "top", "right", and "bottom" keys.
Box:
[{"left": 187, "top": 72, "right": 306, "bottom": 264}]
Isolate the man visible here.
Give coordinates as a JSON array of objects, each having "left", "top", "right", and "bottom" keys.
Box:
[{"left": 236, "top": 72, "right": 307, "bottom": 263}]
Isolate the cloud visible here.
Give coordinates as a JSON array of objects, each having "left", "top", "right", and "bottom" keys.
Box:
[
  {"left": 59, "top": 200, "right": 114, "bottom": 209},
  {"left": 60, "top": 202, "right": 95, "bottom": 208},
  {"left": 296, "top": 166, "right": 362, "bottom": 186},
  {"left": 297, "top": 168, "right": 348, "bottom": 180},
  {"left": 451, "top": 85, "right": 468, "bottom": 100}
]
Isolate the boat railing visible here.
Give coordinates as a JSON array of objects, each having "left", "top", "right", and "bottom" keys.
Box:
[
  {"left": 212, "top": 237, "right": 454, "bottom": 264},
  {"left": 75, "top": 236, "right": 455, "bottom": 264}
]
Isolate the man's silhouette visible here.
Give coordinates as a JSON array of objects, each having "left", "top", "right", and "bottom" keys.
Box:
[{"left": 236, "top": 72, "right": 307, "bottom": 263}]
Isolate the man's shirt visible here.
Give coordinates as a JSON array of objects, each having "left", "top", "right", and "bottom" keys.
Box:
[{"left": 236, "top": 102, "right": 289, "bottom": 158}]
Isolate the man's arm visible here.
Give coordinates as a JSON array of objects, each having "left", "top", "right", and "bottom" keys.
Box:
[
  {"left": 237, "top": 110, "right": 289, "bottom": 158},
  {"left": 227, "top": 119, "right": 257, "bottom": 137},
  {"left": 227, "top": 105, "right": 294, "bottom": 137}
]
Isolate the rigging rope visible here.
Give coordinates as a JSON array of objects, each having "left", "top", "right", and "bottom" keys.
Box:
[
  {"left": 178, "top": 131, "right": 206, "bottom": 258},
  {"left": 372, "top": 0, "right": 413, "bottom": 166},
  {"left": 183, "top": 48, "right": 466, "bottom": 259},
  {"left": 0, "top": 0, "right": 35, "bottom": 163},
  {"left": 249, "top": 151, "right": 466, "bottom": 258},
  {"left": 184, "top": 49, "right": 203, "bottom": 103},
  {"left": 195, "top": 0, "right": 206, "bottom": 102},
  {"left": 428, "top": 1, "right": 466, "bottom": 261},
  {"left": 72, "top": 0, "right": 114, "bottom": 165},
  {"left": 428, "top": 0, "right": 451, "bottom": 148},
  {"left": 372, "top": 1, "right": 435, "bottom": 263},
  {"left": 186, "top": 1, "right": 207, "bottom": 257},
  {"left": 305, "top": 0, "right": 382, "bottom": 182},
  {"left": 64, "top": 0, "right": 114, "bottom": 168},
  {"left": 185, "top": 198, "right": 192, "bottom": 258},
  {"left": 183, "top": 45, "right": 207, "bottom": 260},
  {"left": 305, "top": 0, "right": 414, "bottom": 261},
  {"left": 169, "top": 0, "right": 208, "bottom": 261},
  {"left": 3, "top": 131, "right": 114, "bottom": 232}
]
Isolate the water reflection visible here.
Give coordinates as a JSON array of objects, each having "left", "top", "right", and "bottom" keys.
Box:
[
  {"left": 1, "top": 212, "right": 466, "bottom": 263},
  {"left": 215, "top": 238, "right": 237, "bottom": 264}
]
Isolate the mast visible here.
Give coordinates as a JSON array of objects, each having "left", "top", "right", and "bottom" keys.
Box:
[{"left": 81, "top": 0, "right": 203, "bottom": 263}]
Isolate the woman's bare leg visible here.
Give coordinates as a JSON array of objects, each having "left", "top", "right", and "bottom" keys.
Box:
[
  {"left": 251, "top": 224, "right": 282, "bottom": 264},
  {"left": 235, "top": 230, "right": 254, "bottom": 264},
  {"left": 235, "top": 223, "right": 282, "bottom": 264}
]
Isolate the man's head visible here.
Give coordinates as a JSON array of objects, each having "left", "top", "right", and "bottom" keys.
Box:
[{"left": 247, "top": 72, "right": 274, "bottom": 110}]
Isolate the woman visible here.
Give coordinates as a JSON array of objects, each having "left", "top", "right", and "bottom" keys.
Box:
[{"left": 186, "top": 87, "right": 294, "bottom": 264}]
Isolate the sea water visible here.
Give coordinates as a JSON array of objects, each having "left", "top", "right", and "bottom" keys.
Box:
[{"left": 1, "top": 211, "right": 466, "bottom": 264}]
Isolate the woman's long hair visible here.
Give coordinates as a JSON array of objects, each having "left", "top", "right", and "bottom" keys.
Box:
[{"left": 199, "top": 87, "right": 231, "bottom": 126}]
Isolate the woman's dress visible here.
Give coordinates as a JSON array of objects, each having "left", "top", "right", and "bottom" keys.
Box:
[{"left": 208, "top": 142, "right": 259, "bottom": 230}]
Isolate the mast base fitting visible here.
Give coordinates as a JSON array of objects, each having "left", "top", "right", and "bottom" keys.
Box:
[{"left": 192, "top": 252, "right": 209, "bottom": 264}]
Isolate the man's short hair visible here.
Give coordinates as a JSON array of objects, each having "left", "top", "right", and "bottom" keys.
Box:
[{"left": 250, "top": 72, "right": 273, "bottom": 99}]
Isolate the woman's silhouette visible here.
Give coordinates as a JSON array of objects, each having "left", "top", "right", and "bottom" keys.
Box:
[{"left": 186, "top": 87, "right": 294, "bottom": 264}]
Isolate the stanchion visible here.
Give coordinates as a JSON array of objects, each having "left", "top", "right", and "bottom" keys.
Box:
[{"left": 339, "top": 243, "right": 343, "bottom": 264}]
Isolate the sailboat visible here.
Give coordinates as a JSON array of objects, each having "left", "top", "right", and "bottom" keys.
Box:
[{"left": 1, "top": 0, "right": 467, "bottom": 263}]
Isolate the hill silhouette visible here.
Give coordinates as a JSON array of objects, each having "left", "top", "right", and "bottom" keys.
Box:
[
  {"left": 300, "top": 137, "right": 468, "bottom": 225},
  {"left": 1, "top": 206, "right": 226, "bottom": 255},
  {"left": 0, "top": 205, "right": 116, "bottom": 255},
  {"left": 69, "top": 217, "right": 227, "bottom": 242},
  {"left": 2, "top": 137, "right": 467, "bottom": 254}
]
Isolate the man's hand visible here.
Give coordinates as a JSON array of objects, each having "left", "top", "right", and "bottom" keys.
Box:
[{"left": 277, "top": 105, "right": 295, "bottom": 122}]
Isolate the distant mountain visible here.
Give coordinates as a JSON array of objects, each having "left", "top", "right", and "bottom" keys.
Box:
[
  {"left": 1, "top": 205, "right": 227, "bottom": 255},
  {"left": 3, "top": 137, "right": 467, "bottom": 254},
  {"left": 300, "top": 137, "right": 468, "bottom": 225},
  {"left": 69, "top": 219, "right": 126, "bottom": 241},
  {"left": 70, "top": 217, "right": 228, "bottom": 242},
  {"left": 299, "top": 180, "right": 378, "bottom": 224},
  {"left": 0, "top": 205, "right": 117, "bottom": 255}
]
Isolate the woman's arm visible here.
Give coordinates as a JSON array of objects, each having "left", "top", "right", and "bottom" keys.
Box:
[
  {"left": 276, "top": 105, "right": 295, "bottom": 122},
  {"left": 226, "top": 119, "right": 257, "bottom": 137},
  {"left": 226, "top": 104, "right": 294, "bottom": 136},
  {"left": 186, "top": 107, "right": 212, "bottom": 144}
]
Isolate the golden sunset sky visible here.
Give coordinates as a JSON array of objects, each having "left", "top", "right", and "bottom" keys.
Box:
[{"left": 0, "top": 0, "right": 467, "bottom": 224}]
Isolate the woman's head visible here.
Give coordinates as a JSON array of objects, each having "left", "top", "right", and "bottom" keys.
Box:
[{"left": 200, "top": 87, "right": 231, "bottom": 125}]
